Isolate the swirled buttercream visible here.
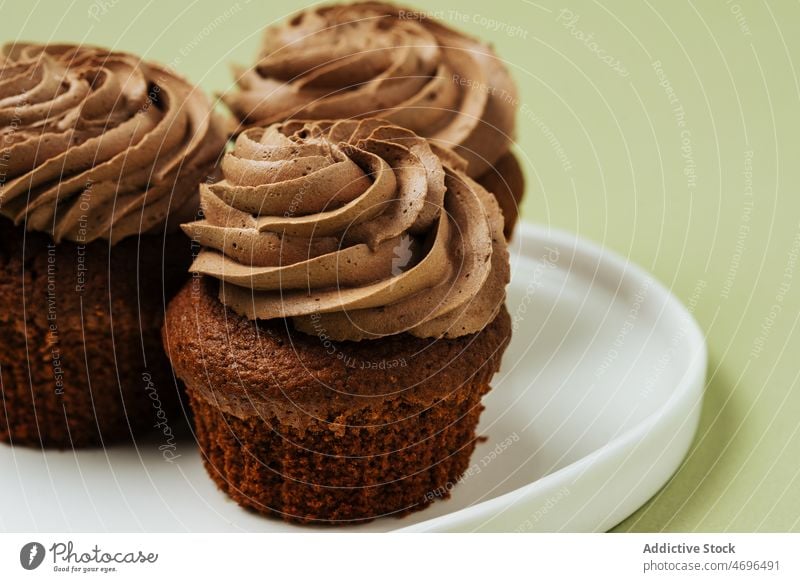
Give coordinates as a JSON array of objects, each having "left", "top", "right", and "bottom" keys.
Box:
[
  {"left": 0, "top": 43, "right": 228, "bottom": 243},
  {"left": 222, "top": 2, "right": 518, "bottom": 180},
  {"left": 183, "top": 118, "right": 509, "bottom": 340}
]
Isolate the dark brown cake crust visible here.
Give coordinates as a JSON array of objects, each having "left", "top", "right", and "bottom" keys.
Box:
[
  {"left": 0, "top": 222, "right": 190, "bottom": 448},
  {"left": 163, "top": 278, "right": 511, "bottom": 524}
]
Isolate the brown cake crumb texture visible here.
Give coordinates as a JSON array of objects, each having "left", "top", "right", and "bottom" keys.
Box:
[
  {"left": 0, "top": 224, "right": 189, "bottom": 448},
  {"left": 164, "top": 278, "right": 511, "bottom": 524}
]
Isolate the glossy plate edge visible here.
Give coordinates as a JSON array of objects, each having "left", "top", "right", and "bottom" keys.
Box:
[{"left": 396, "top": 223, "right": 708, "bottom": 532}]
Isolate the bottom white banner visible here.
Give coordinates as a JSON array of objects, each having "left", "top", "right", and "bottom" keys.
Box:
[{"left": 1, "top": 533, "right": 797, "bottom": 581}]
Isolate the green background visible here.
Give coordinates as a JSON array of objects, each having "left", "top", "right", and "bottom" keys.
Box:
[{"left": 4, "top": 0, "right": 799, "bottom": 532}]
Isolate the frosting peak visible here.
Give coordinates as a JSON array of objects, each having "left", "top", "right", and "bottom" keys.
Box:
[
  {"left": 184, "top": 119, "right": 509, "bottom": 341},
  {"left": 223, "top": 2, "right": 518, "bottom": 180},
  {"left": 0, "top": 43, "right": 228, "bottom": 244}
]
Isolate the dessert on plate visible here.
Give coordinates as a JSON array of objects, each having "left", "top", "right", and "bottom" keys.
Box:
[
  {"left": 223, "top": 1, "right": 525, "bottom": 237},
  {"left": 0, "top": 43, "right": 227, "bottom": 447},
  {"left": 163, "top": 118, "right": 511, "bottom": 523}
]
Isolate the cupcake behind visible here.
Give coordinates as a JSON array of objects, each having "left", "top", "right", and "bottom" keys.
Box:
[
  {"left": 222, "top": 1, "right": 526, "bottom": 238},
  {"left": 0, "top": 43, "right": 228, "bottom": 447}
]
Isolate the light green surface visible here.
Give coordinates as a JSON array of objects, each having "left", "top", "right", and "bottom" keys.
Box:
[{"left": 4, "top": 0, "right": 799, "bottom": 532}]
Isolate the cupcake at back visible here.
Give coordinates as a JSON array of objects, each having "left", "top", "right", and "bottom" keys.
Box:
[
  {"left": 163, "top": 119, "right": 512, "bottom": 524},
  {"left": 0, "top": 43, "right": 228, "bottom": 447},
  {"left": 223, "top": 1, "right": 525, "bottom": 238}
]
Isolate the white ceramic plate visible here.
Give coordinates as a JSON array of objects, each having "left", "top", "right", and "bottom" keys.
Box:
[{"left": 0, "top": 223, "right": 706, "bottom": 533}]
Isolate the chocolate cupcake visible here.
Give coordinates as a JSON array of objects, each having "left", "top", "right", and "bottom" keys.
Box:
[
  {"left": 0, "top": 43, "right": 227, "bottom": 447},
  {"left": 163, "top": 119, "right": 511, "bottom": 523},
  {"left": 222, "top": 1, "right": 525, "bottom": 237}
]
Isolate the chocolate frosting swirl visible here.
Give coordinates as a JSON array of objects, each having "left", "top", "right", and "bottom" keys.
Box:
[
  {"left": 223, "top": 2, "right": 518, "bottom": 180},
  {"left": 184, "top": 119, "right": 509, "bottom": 341},
  {"left": 0, "top": 43, "right": 228, "bottom": 244}
]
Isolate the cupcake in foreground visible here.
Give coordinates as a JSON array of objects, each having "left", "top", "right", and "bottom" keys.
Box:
[
  {"left": 0, "top": 43, "right": 227, "bottom": 447},
  {"left": 163, "top": 118, "right": 511, "bottom": 524},
  {"left": 223, "top": 1, "right": 525, "bottom": 238}
]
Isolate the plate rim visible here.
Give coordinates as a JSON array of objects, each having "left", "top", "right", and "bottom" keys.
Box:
[{"left": 395, "top": 222, "right": 708, "bottom": 532}]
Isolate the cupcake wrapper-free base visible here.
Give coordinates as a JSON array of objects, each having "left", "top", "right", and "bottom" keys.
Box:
[
  {"left": 0, "top": 225, "right": 189, "bottom": 448},
  {"left": 189, "top": 381, "right": 488, "bottom": 524},
  {"left": 163, "top": 277, "right": 511, "bottom": 524}
]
